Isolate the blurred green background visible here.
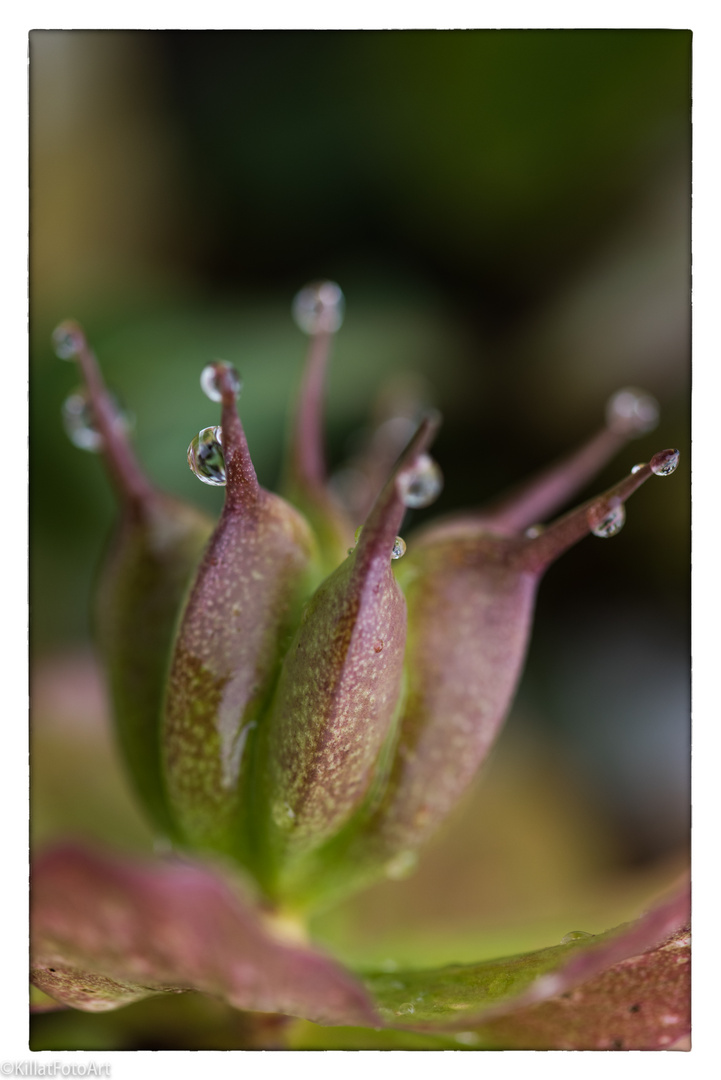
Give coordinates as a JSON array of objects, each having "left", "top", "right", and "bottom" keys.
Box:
[{"left": 30, "top": 29, "right": 690, "bottom": 1050}]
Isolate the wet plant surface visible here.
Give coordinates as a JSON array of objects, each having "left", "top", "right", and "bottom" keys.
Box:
[{"left": 30, "top": 283, "right": 689, "bottom": 1051}]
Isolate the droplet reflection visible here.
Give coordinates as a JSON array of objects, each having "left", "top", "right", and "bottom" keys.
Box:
[
  {"left": 200, "top": 362, "right": 242, "bottom": 404},
  {"left": 61, "top": 387, "right": 131, "bottom": 452},
  {"left": 391, "top": 536, "right": 407, "bottom": 560},
  {"left": 292, "top": 281, "right": 345, "bottom": 335},
  {"left": 52, "top": 322, "right": 83, "bottom": 360},
  {"left": 525, "top": 524, "right": 545, "bottom": 539},
  {"left": 187, "top": 426, "right": 226, "bottom": 486},
  {"left": 589, "top": 503, "right": 626, "bottom": 539},
  {"left": 651, "top": 449, "right": 680, "bottom": 476},
  {"left": 398, "top": 454, "right": 443, "bottom": 508}
]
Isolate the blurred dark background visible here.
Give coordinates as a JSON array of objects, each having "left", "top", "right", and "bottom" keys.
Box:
[{"left": 29, "top": 27, "right": 689, "bottom": 944}]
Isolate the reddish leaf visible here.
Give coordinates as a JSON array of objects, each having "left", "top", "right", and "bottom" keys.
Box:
[
  {"left": 31, "top": 844, "right": 378, "bottom": 1028},
  {"left": 477, "top": 925, "right": 691, "bottom": 1049}
]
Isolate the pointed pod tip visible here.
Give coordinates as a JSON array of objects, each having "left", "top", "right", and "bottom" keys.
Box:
[
  {"left": 399, "top": 409, "right": 442, "bottom": 462},
  {"left": 54, "top": 320, "right": 154, "bottom": 505},
  {"left": 521, "top": 444, "right": 680, "bottom": 568},
  {"left": 351, "top": 414, "right": 443, "bottom": 569},
  {"left": 605, "top": 387, "right": 660, "bottom": 437},
  {"left": 208, "top": 364, "right": 260, "bottom": 506}
]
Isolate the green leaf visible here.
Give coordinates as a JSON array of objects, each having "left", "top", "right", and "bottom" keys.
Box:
[{"left": 358, "top": 882, "right": 689, "bottom": 1048}]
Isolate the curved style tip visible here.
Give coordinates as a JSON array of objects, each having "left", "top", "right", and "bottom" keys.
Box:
[
  {"left": 282, "top": 282, "right": 356, "bottom": 568},
  {"left": 187, "top": 364, "right": 257, "bottom": 497},
  {"left": 54, "top": 320, "right": 153, "bottom": 507},
  {"left": 350, "top": 413, "right": 442, "bottom": 571},
  {"left": 288, "top": 283, "right": 345, "bottom": 490},
  {"left": 328, "top": 376, "right": 439, "bottom": 527},
  {"left": 216, "top": 362, "right": 260, "bottom": 509},
  {"left": 520, "top": 447, "right": 679, "bottom": 572},
  {"left": 460, "top": 390, "right": 662, "bottom": 537}
]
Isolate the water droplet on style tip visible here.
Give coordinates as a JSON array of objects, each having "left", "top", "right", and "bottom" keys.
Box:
[
  {"left": 589, "top": 503, "right": 626, "bottom": 539},
  {"left": 651, "top": 449, "right": 680, "bottom": 476},
  {"left": 61, "top": 388, "right": 131, "bottom": 452},
  {"left": 391, "top": 536, "right": 407, "bottom": 560},
  {"left": 187, "top": 426, "right": 226, "bottom": 486},
  {"left": 606, "top": 387, "right": 659, "bottom": 436},
  {"left": 396, "top": 1002, "right": 415, "bottom": 1015},
  {"left": 52, "top": 322, "right": 84, "bottom": 360},
  {"left": 292, "top": 281, "right": 345, "bottom": 335},
  {"left": 561, "top": 930, "right": 594, "bottom": 944},
  {"left": 398, "top": 454, "right": 443, "bottom": 508},
  {"left": 631, "top": 463, "right": 644, "bottom": 474},
  {"left": 200, "top": 362, "right": 243, "bottom": 403}
]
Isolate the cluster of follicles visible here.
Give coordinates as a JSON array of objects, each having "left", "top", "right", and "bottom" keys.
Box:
[{"left": 50, "top": 282, "right": 679, "bottom": 908}]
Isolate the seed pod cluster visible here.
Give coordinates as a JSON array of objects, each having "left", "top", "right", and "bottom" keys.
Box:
[{"left": 55, "top": 289, "right": 679, "bottom": 909}]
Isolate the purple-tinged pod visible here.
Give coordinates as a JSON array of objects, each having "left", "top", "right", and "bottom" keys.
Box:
[
  {"left": 259, "top": 417, "right": 442, "bottom": 881},
  {"left": 53, "top": 321, "right": 214, "bottom": 838},
  {"left": 162, "top": 363, "right": 319, "bottom": 857},
  {"left": 319, "top": 447, "right": 680, "bottom": 900},
  {"left": 283, "top": 282, "right": 356, "bottom": 573},
  {"left": 364, "top": 447, "right": 680, "bottom": 870}
]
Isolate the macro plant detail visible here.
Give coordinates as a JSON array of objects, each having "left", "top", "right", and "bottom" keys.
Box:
[{"left": 31, "top": 283, "right": 689, "bottom": 1050}]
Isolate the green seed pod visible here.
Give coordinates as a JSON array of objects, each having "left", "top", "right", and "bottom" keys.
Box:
[
  {"left": 162, "top": 363, "right": 320, "bottom": 859},
  {"left": 320, "top": 444, "right": 679, "bottom": 902},
  {"left": 53, "top": 321, "right": 213, "bottom": 837},
  {"left": 95, "top": 496, "right": 213, "bottom": 837},
  {"left": 258, "top": 418, "right": 440, "bottom": 891}
]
